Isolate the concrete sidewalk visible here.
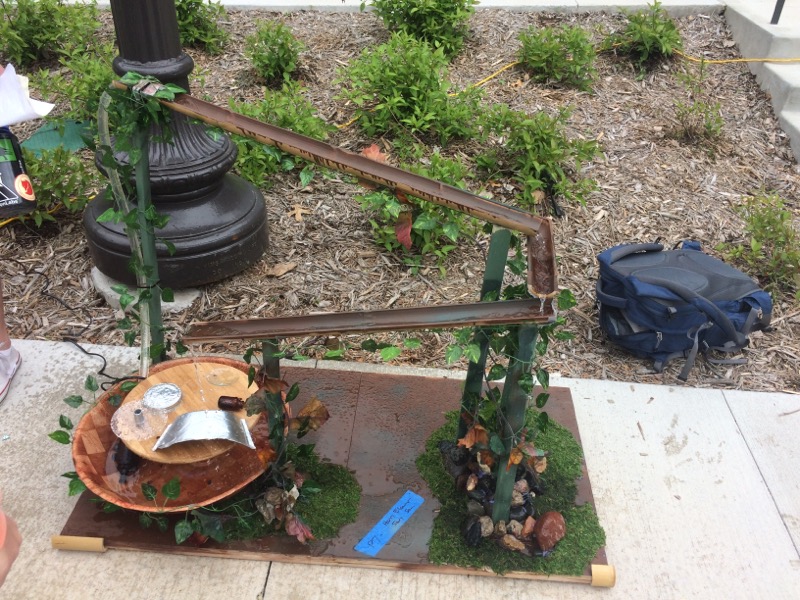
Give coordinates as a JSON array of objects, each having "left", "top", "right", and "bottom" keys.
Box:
[{"left": 1, "top": 339, "right": 799, "bottom": 599}]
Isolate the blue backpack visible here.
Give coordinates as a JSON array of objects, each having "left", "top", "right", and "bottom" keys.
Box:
[{"left": 596, "top": 241, "right": 772, "bottom": 380}]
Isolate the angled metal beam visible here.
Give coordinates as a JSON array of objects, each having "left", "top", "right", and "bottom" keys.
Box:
[
  {"left": 111, "top": 81, "right": 558, "bottom": 298},
  {"left": 183, "top": 298, "right": 555, "bottom": 344}
]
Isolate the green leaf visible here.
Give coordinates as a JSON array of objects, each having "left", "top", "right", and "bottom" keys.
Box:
[
  {"left": 445, "top": 345, "right": 463, "bottom": 364},
  {"left": 174, "top": 520, "right": 195, "bottom": 545},
  {"left": 487, "top": 364, "right": 507, "bottom": 381},
  {"left": 360, "top": 339, "right": 379, "bottom": 352},
  {"left": 139, "top": 512, "right": 153, "bottom": 529},
  {"left": 164, "top": 239, "right": 177, "bottom": 256},
  {"left": 102, "top": 502, "right": 122, "bottom": 513},
  {"left": 299, "top": 165, "right": 314, "bottom": 187},
  {"left": 119, "top": 292, "right": 136, "bottom": 311},
  {"left": 286, "top": 382, "right": 300, "bottom": 403},
  {"left": 59, "top": 415, "right": 74, "bottom": 430},
  {"left": 154, "top": 515, "right": 169, "bottom": 533},
  {"left": 380, "top": 346, "right": 402, "bottom": 361},
  {"left": 84, "top": 375, "right": 99, "bottom": 392},
  {"left": 96, "top": 207, "right": 121, "bottom": 223},
  {"left": 120, "top": 380, "right": 139, "bottom": 392},
  {"left": 49, "top": 430, "right": 71, "bottom": 444},
  {"left": 464, "top": 343, "right": 482, "bottom": 363},
  {"left": 63, "top": 395, "right": 84, "bottom": 408},
  {"left": 110, "top": 283, "right": 129, "bottom": 295},
  {"left": 557, "top": 288, "right": 577, "bottom": 310},
  {"left": 536, "top": 368, "right": 550, "bottom": 389},
  {"left": 161, "top": 477, "right": 181, "bottom": 500},
  {"left": 323, "top": 349, "right": 345, "bottom": 360},
  {"left": 161, "top": 288, "right": 175, "bottom": 302},
  {"left": 191, "top": 510, "right": 226, "bottom": 542},
  {"left": 489, "top": 434, "right": 506, "bottom": 455},
  {"left": 68, "top": 478, "right": 87, "bottom": 497},
  {"left": 142, "top": 482, "right": 158, "bottom": 501},
  {"left": 403, "top": 338, "right": 421, "bottom": 349},
  {"left": 537, "top": 411, "right": 549, "bottom": 432},
  {"left": 535, "top": 392, "right": 549, "bottom": 408}
]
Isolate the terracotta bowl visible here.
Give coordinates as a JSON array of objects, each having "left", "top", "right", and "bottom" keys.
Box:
[{"left": 72, "top": 357, "right": 275, "bottom": 513}]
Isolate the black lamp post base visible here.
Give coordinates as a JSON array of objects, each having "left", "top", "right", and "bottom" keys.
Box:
[{"left": 84, "top": 174, "right": 269, "bottom": 288}]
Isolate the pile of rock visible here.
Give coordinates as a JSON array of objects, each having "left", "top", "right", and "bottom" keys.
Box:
[{"left": 439, "top": 439, "right": 567, "bottom": 556}]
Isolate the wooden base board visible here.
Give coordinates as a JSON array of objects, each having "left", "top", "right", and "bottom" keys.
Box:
[{"left": 58, "top": 368, "right": 613, "bottom": 586}]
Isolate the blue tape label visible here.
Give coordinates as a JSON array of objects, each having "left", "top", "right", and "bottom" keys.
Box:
[{"left": 354, "top": 490, "right": 425, "bottom": 557}]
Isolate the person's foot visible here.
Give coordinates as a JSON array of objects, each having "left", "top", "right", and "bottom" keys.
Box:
[{"left": 0, "top": 346, "right": 21, "bottom": 405}]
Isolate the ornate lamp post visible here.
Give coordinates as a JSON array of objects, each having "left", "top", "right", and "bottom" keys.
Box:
[{"left": 83, "top": 0, "right": 268, "bottom": 288}]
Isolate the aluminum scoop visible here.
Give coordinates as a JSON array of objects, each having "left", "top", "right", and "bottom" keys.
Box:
[{"left": 152, "top": 410, "right": 255, "bottom": 452}]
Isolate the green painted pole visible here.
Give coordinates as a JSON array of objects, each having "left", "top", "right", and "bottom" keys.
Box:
[
  {"left": 491, "top": 325, "right": 538, "bottom": 523},
  {"left": 132, "top": 128, "right": 165, "bottom": 365},
  {"left": 261, "top": 338, "right": 281, "bottom": 379},
  {"left": 457, "top": 229, "right": 512, "bottom": 439}
]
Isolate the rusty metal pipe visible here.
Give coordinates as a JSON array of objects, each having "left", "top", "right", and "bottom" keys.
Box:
[
  {"left": 183, "top": 298, "right": 555, "bottom": 344},
  {"left": 110, "top": 81, "right": 558, "bottom": 297}
]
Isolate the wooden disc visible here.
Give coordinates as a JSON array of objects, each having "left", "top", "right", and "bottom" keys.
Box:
[{"left": 119, "top": 359, "right": 259, "bottom": 464}]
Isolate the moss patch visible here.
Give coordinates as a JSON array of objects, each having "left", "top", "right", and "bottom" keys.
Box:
[
  {"left": 204, "top": 444, "right": 361, "bottom": 542},
  {"left": 289, "top": 444, "right": 362, "bottom": 539},
  {"left": 416, "top": 410, "right": 605, "bottom": 576}
]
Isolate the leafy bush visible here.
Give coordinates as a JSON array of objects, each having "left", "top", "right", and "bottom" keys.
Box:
[
  {"left": 229, "top": 82, "right": 333, "bottom": 187},
  {"left": 719, "top": 192, "right": 800, "bottom": 299},
  {"left": 366, "top": 0, "right": 476, "bottom": 58},
  {"left": 673, "top": 61, "right": 723, "bottom": 143},
  {"left": 0, "top": 0, "right": 100, "bottom": 67},
  {"left": 337, "top": 32, "right": 482, "bottom": 144},
  {"left": 602, "top": 1, "right": 682, "bottom": 68},
  {"left": 356, "top": 148, "right": 482, "bottom": 274},
  {"left": 482, "top": 105, "right": 599, "bottom": 209},
  {"left": 31, "top": 42, "right": 116, "bottom": 123},
  {"left": 21, "top": 146, "right": 100, "bottom": 226},
  {"left": 245, "top": 20, "right": 304, "bottom": 85},
  {"left": 517, "top": 24, "right": 596, "bottom": 91},
  {"left": 175, "top": 0, "right": 228, "bottom": 55}
]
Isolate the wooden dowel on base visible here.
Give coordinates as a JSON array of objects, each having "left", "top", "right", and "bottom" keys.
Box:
[
  {"left": 51, "top": 535, "right": 106, "bottom": 553},
  {"left": 591, "top": 564, "right": 616, "bottom": 587}
]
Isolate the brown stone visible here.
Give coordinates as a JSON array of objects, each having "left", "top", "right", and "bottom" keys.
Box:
[{"left": 533, "top": 511, "right": 566, "bottom": 551}]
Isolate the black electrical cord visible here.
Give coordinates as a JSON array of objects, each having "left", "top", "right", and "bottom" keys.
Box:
[{"left": 2, "top": 257, "right": 142, "bottom": 389}]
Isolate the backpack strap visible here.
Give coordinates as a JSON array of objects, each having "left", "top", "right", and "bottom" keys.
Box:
[
  {"left": 635, "top": 275, "right": 747, "bottom": 349},
  {"left": 679, "top": 322, "right": 713, "bottom": 381},
  {"left": 605, "top": 243, "right": 664, "bottom": 263}
]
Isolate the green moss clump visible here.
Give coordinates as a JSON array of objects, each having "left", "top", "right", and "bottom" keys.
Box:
[
  {"left": 416, "top": 410, "right": 605, "bottom": 576},
  {"left": 289, "top": 444, "right": 362, "bottom": 539},
  {"left": 200, "top": 444, "right": 361, "bottom": 542}
]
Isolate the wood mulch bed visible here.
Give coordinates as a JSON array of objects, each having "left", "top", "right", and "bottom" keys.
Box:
[{"left": 1, "top": 9, "right": 798, "bottom": 392}]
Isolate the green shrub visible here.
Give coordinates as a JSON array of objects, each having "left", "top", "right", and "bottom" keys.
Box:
[
  {"left": 336, "top": 32, "right": 482, "bottom": 144},
  {"left": 175, "top": 0, "right": 229, "bottom": 55},
  {"left": 673, "top": 61, "right": 723, "bottom": 143},
  {"left": 602, "top": 1, "right": 682, "bottom": 68},
  {"left": 719, "top": 192, "right": 800, "bottom": 299},
  {"left": 229, "top": 82, "right": 333, "bottom": 187},
  {"left": 21, "top": 146, "right": 100, "bottom": 227},
  {"left": 482, "top": 105, "right": 599, "bottom": 209},
  {"left": 517, "top": 24, "right": 596, "bottom": 91},
  {"left": 356, "top": 148, "right": 481, "bottom": 274},
  {"left": 366, "top": 0, "right": 477, "bottom": 58},
  {"left": 30, "top": 42, "right": 116, "bottom": 123},
  {"left": 0, "top": 0, "right": 100, "bottom": 67},
  {"left": 245, "top": 20, "right": 304, "bottom": 85}
]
